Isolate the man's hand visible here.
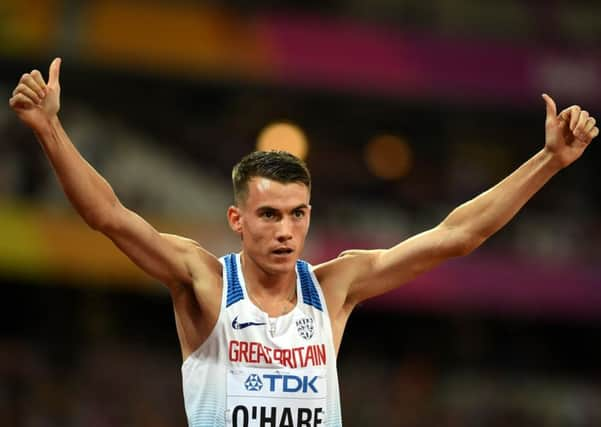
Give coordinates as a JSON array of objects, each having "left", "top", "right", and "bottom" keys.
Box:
[
  {"left": 542, "top": 93, "right": 599, "bottom": 168},
  {"left": 9, "top": 57, "right": 62, "bottom": 132}
]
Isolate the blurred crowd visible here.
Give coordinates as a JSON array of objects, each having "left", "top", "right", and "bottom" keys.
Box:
[
  {"left": 1, "top": 72, "right": 600, "bottom": 264},
  {"left": 3, "top": 338, "right": 601, "bottom": 427}
]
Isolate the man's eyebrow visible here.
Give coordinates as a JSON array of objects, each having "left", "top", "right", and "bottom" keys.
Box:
[
  {"left": 255, "top": 204, "right": 308, "bottom": 212},
  {"left": 291, "top": 204, "right": 309, "bottom": 211}
]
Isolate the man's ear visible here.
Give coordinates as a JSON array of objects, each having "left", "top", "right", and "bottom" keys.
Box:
[{"left": 227, "top": 205, "right": 243, "bottom": 234}]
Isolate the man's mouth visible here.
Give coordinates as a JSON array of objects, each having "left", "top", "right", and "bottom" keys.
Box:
[{"left": 272, "top": 248, "right": 294, "bottom": 255}]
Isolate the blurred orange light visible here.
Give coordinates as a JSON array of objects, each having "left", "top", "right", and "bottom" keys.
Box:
[
  {"left": 256, "top": 122, "right": 309, "bottom": 160},
  {"left": 365, "top": 134, "right": 412, "bottom": 180}
]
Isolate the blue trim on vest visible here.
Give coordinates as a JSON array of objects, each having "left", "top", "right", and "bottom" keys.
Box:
[
  {"left": 297, "top": 260, "right": 323, "bottom": 311},
  {"left": 225, "top": 253, "right": 244, "bottom": 307}
]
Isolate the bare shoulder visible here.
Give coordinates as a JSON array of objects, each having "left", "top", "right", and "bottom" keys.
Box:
[
  {"left": 313, "top": 249, "right": 383, "bottom": 307},
  {"left": 161, "top": 233, "right": 223, "bottom": 289},
  {"left": 312, "top": 250, "right": 384, "bottom": 345},
  {"left": 162, "top": 235, "right": 224, "bottom": 359},
  {"left": 314, "top": 249, "right": 382, "bottom": 285}
]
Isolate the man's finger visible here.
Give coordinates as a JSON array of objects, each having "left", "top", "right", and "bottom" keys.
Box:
[
  {"left": 587, "top": 117, "right": 597, "bottom": 131},
  {"left": 9, "top": 93, "right": 35, "bottom": 110},
  {"left": 13, "top": 83, "right": 41, "bottom": 104},
  {"left": 30, "top": 69, "right": 47, "bottom": 91},
  {"left": 542, "top": 93, "right": 557, "bottom": 121},
  {"left": 48, "top": 57, "right": 61, "bottom": 86},
  {"left": 575, "top": 110, "right": 590, "bottom": 137},
  {"left": 20, "top": 74, "right": 44, "bottom": 98},
  {"left": 568, "top": 105, "right": 581, "bottom": 131}
]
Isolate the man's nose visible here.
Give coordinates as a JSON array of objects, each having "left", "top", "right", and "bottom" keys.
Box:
[{"left": 276, "top": 218, "right": 293, "bottom": 242}]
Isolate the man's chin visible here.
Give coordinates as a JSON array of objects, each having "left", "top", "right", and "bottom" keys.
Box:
[{"left": 266, "top": 252, "right": 297, "bottom": 272}]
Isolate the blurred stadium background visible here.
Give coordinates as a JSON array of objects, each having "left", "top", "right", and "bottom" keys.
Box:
[{"left": 1, "top": 0, "right": 601, "bottom": 425}]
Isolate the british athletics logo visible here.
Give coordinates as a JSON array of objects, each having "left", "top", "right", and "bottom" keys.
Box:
[{"left": 296, "top": 317, "right": 314, "bottom": 340}]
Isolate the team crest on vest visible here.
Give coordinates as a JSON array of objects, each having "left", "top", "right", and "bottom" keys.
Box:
[{"left": 296, "top": 316, "right": 315, "bottom": 340}]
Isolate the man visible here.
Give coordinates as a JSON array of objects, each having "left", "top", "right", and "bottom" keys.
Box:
[{"left": 9, "top": 58, "right": 598, "bottom": 426}]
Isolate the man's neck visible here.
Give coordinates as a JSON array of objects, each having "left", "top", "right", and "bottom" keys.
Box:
[{"left": 240, "top": 252, "right": 297, "bottom": 299}]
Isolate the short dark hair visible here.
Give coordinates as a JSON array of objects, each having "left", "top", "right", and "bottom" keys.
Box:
[{"left": 232, "top": 150, "right": 311, "bottom": 205}]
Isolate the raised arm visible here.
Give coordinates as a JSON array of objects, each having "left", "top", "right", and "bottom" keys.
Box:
[
  {"left": 321, "top": 94, "right": 598, "bottom": 307},
  {"left": 9, "top": 58, "right": 207, "bottom": 289}
]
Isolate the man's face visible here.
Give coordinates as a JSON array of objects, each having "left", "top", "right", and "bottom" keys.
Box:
[{"left": 228, "top": 177, "right": 311, "bottom": 275}]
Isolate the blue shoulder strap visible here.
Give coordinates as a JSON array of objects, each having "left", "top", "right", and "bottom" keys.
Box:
[
  {"left": 296, "top": 260, "right": 323, "bottom": 311},
  {"left": 225, "top": 253, "right": 244, "bottom": 307}
]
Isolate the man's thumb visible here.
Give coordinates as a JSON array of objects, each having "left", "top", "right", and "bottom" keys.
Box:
[
  {"left": 542, "top": 93, "right": 557, "bottom": 121},
  {"left": 49, "top": 57, "right": 61, "bottom": 86}
]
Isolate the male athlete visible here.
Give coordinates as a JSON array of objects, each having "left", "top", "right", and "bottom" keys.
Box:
[{"left": 9, "top": 58, "right": 599, "bottom": 426}]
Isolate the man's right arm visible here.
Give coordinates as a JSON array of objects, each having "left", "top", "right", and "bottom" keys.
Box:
[{"left": 9, "top": 58, "right": 205, "bottom": 289}]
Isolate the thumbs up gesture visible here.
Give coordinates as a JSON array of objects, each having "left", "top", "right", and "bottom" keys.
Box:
[
  {"left": 542, "top": 93, "right": 599, "bottom": 168},
  {"left": 9, "top": 57, "right": 62, "bottom": 131}
]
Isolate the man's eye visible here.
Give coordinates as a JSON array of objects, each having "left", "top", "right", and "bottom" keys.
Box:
[
  {"left": 262, "top": 211, "right": 275, "bottom": 219},
  {"left": 293, "top": 210, "right": 305, "bottom": 218}
]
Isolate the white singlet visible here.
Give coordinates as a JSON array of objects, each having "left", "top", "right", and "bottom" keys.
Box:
[{"left": 182, "top": 253, "right": 343, "bottom": 427}]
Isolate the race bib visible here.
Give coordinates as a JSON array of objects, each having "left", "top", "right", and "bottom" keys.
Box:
[{"left": 226, "top": 367, "right": 327, "bottom": 426}]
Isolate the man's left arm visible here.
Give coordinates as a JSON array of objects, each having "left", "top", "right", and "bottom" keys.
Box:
[{"left": 327, "top": 94, "right": 598, "bottom": 307}]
